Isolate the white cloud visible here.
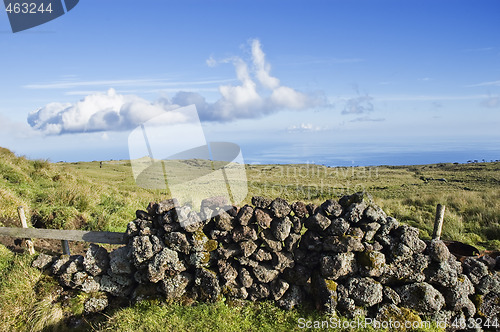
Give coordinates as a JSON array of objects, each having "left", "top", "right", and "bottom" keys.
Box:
[
  {"left": 29, "top": 39, "right": 322, "bottom": 134},
  {"left": 467, "top": 80, "right": 500, "bottom": 87},
  {"left": 28, "top": 89, "right": 185, "bottom": 135},
  {"left": 287, "top": 123, "right": 329, "bottom": 132},
  {"left": 251, "top": 39, "right": 280, "bottom": 90}
]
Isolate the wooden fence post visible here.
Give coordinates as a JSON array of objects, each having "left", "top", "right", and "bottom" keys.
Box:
[
  {"left": 433, "top": 204, "right": 445, "bottom": 240},
  {"left": 17, "top": 206, "right": 35, "bottom": 255},
  {"left": 61, "top": 240, "right": 71, "bottom": 255}
]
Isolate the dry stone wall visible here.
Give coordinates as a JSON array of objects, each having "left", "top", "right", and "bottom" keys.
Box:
[{"left": 33, "top": 192, "right": 500, "bottom": 328}]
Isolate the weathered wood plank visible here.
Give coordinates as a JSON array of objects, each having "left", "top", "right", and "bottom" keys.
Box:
[
  {"left": 17, "top": 207, "right": 35, "bottom": 254},
  {"left": 433, "top": 204, "right": 446, "bottom": 240},
  {"left": 0, "top": 227, "right": 127, "bottom": 245}
]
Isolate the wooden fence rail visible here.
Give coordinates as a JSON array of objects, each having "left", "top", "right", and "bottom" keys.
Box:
[{"left": 0, "top": 227, "right": 127, "bottom": 245}]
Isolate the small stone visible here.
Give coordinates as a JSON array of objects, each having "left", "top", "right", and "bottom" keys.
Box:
[
  {"left": 238, "top": 267, "right": 254, "bottom": 288},
  {"left": 270, "top": 279, "right": 290, "bottom": 301},
  {"left": 312, "top": 272, "right": 338, "bottom": 314},
  {"left": 155, "top": 199, "right": 179, "bottom": 215},
  {"left": 248, "top": 283, "right": 270, "bottom": 301},
  {"left": 126, "top": 221, "right": 139, "bottom": 238},
  {"left": 476, "top": 273, "right": 500, "bottom": 295},
  {"left": 364, "top": 205, "right": 387, "bottom": 224},
  {"left": 84, "top": 244, "right": 109, "bottom": 276},
  {"left": 380, "top": 254, "right": 429, "bottom": 284},
  {"left": 428, "top": 239, "right": 451, "bottom": 262},
  {"left": 214, "top": 210, "right": 234, "bottom": 231},
  {"left": 84, "top": 296, "right": 108, "bottom": 314},
  {"left": 100, "top": 274, "right": 133, "bottom": 297},
  {"left": 441, "top": 274, "right": 475, "bottom": 315},
  {"left": 252, "top": 248, "right": 272, "bottom": 261},
  {"left": 320, "top": 253, "right": 357, "bottom": 280},
  {"left": 270, "top": 198, "right": 291, "bottom": 218},
  {"left": 382, "top": 286, "right": 400, "bottom": 305},
  {"left": 252, "top": 264, "right": 279, "bottom": 283},
  {"left": 147, "top": 248, "right": 184, "bottom": 282},
  {"left": 284, "top": 233, "right": 301, "bottom": 252},
  {"left": 180, "top": 210, "right": 204, "bottom": 233},
  {"left": 361, "top": 222, "right": 381, "bottom": 242},
  {"left": 232, "top": 225, "right": 258, "bottom": 242},
  {"left": 278, "top": 285, "right": 303, "bottom": 310},
  {"left": 271, "top": 216, "right": 292, "bottom": 241},
  {"left": 189, "top": 251, "right": 211, "bottom": 268},
  {"left": 190, "top": 231, "right": 210, "bottom": 252},
  {"left": 344, "top": 201, "right": 369, "bottom": 224},
  {"left": 305, "top": 209, "right": 331, "bottom": 231},
  {"left": 260, "top": 229, "right": 282, "bottom": 251},
  {"left": 136, "top": 210, "right": 152, "bottom": 221},
  {"left": 238, "top": 257, "right": 259, "bottom": 268},
  {"left": 396, "top": 282, "right": 445, "bottom": 314},
  {"left": 239, "top": 240, "right": 258, "bottom": 257},
  {"left": 357, "top": 250, "right": 386, "bottom": 277},
  {"left": 375, "top": 217, "right": 399, "bottom": 247},
  {"left": 474, "top": 292, "right": 500, "bottom": 318},
  {"left": 109, "top": 246, "right": 133, "bottom": 275},
  {"left": 218, "top": 260, "right": 238, "bottom": 283},
  {"left": 132, "top": 236, "right": 155, "bottom": 267},
  {"left": 321, "top": 200, "right": 342, "bottom": 218},
  {"left": 290, "top": 216, "right": 302, "bottom": 234},
  {"left": 195, "top": 268, "right": 221, "bottom": 303},
  {"left": 375, "top": 304, "right": 422, "bottom": 329},
  {"left": 347, "top": 277, "right": 383, "bottom": 307},
  {"left": 323, "top": 218, "right": 350, "bottom": 236},
  {"left": 323, "top": 235, "right": 364, "bottom": 253},
  {"left": 81, "top": 276, "right": 101, "bottom": 293},
  {"left": 393, "top": 225, "right": 426, "bottom": 256},
  {"left": 291, "top": 201, "right": 308, "bottom": 218},
  {"left": 165, "top": 232, "right": 191, "bottom": 254},
  {"left": 252, "top": 196, "right": 272, "bottom": 209},
  {"left": 271, "top": 251, "right": 294, "bottom": 272},
  {"left": 216, "top": 244, "right": 241, "bottom": 260},
  {"left": 65, "top": 255, "right": 84, "bottom": 274},
  {"left": 254, "top": 208, "right": 273, "bottom": 229},
  {"left": 160, "top": 272, "right": 193, "bottom": 300},
  {"left": 237, "top": 205, "right": 254, "bottom": 225},
  {"left": 463, "top": 257, "right": 489, "bottom": 284},
  {"left": 72, "top": 271, "right": 88, "bottom": 286},
  {"left": 425, "top": 261, "right": 459, "bottom": 288},
  {"left": 32, "top": 253, "right": 56, "bottom": 270}
]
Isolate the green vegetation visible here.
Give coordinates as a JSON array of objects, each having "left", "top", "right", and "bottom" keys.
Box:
[{"left": 0, "top": 147, "right": 498, "bottom": 331}]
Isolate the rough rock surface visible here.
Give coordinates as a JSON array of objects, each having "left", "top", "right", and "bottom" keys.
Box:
[{"left": 32, "top": 192, "right": 498, "bottom": 325}]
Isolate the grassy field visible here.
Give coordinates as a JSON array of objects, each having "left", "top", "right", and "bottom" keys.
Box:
[{"left": 0, "top": 146, "right": 498, "bottom": 331}]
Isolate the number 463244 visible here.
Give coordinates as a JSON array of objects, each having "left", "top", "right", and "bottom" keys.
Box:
[{"left": 5, "top": 2, "right": 53, "bottom": 14}]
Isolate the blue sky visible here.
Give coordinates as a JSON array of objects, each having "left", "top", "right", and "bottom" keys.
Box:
[{"left": 0, "top": 0, "right": 499, "bottom": 165}]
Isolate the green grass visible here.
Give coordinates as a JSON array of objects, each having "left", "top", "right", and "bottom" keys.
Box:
[{"left": 0, "top": 147, "right": 498, "bottom": 331}]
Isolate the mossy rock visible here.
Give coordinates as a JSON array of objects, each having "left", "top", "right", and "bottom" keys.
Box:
[{"left": 204, "top": 239, "right": 218, "bottom": 252}]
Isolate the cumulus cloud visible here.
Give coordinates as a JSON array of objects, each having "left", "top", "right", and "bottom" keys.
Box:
[
  {"left": 27, "top": 89, "right": 179, "bottom": 134},
  {"left": 29, "top": 39, "right": 321, "bottom": 135}
]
